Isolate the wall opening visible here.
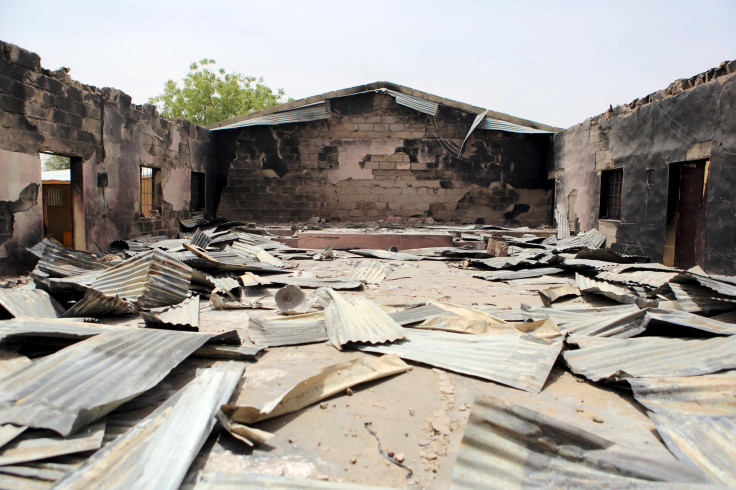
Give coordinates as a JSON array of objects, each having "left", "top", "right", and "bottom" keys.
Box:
[
  {"left": 190, "top": 171, "right": 205, "bottom": 211},
  {"left": 664, "top": 160, "right": 709, "bottom": 268},
  {"left": 140, "top": 167, "right": 161, "bottom": 217},
  {"left": 599, "top": 168, "right": 623, "bottom": 220},
  {"left": 40, "top": 153, "right": 84, "bottom": 249}
]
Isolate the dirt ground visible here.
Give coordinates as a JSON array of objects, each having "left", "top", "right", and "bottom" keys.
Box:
[{"left": 131, "top": 253, "right": 679, "bottom": 489}]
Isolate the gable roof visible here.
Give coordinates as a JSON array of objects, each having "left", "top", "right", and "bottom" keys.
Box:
[{"left": 207, "top": 81, "right": 561, "bottom": 134}]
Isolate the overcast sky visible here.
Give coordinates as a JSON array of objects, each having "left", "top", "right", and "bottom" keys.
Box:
[{"left": 2, "top": 0, "right": 734, "bottom": 129}]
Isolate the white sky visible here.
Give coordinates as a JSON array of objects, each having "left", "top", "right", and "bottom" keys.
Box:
[{"left": 2, "top": 0, "right": 734, "bottom": 128}]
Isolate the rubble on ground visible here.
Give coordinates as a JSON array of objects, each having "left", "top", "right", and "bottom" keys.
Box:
[{"left": 0, "top": 218, "right": 735, "bottom": 488}]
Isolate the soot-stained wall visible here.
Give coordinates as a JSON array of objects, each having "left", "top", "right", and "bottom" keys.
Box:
[
  {"left": 554, "top": 62, "right": 736, "bottom": 274},
  {"left": 214, "top": 92, "right": 553, "bottom": 225},
  {"left": 0, "top": 40, "right": 214, "bottom": 274}
]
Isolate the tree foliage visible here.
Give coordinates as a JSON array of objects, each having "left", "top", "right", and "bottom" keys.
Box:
[
  {"left": 42, "top": 154, "right": 70, "bottom": 171},
  {"left": 149, "top": 59, "right": 286, "bottom": 125}
]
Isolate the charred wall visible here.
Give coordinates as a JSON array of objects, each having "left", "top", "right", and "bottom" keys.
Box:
[
  {"left": 214, "top": 92, "right": 553, "bottom": 225},
  {"left": 0, "top": 40, "right": 214, "bottom": 274},
  {"left": 554, "top": 62, "right": 736, "bottom": 274}
]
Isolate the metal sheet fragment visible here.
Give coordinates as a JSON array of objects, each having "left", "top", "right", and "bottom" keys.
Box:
[
  {"left": 0, "top": 421, "right": 105, "bottom": 466},
  {"left": 450, "top": 396, "right": 710, "bottom": 489},
  {"left": 575, "top": 273, "right": 638, "bottom": 304},
  {"left": 473, "top": 267, "right": 564, "bottom": 282},
  {"left": 182, "top": 470, "right": 393, "bottom": 489},
  {"left": 0, "top": 289, "right": 59, "bottom": 318},
  {"left": 629, "top": 371, "right": 736, "bottom": 415},
  {"left": 142, "top": 295, "right": 200, "bottom": 330},
  {"left": 248, "top": 312, "right": 328, "bottom": 347},
  {"left": 320, "top": 288, "right": 406, "bottom": 349},
  {"left": 222, "top": 354, "right": 410, "bottom": 424},
  {"left": 358, "top": 329, "right": 563, "bottom": 393},
  {"left": 348, "top": 260, "right": 393, "bottom": 285},
  {"left": 53, "top": 363, "right": 244, "bottom": 490}
]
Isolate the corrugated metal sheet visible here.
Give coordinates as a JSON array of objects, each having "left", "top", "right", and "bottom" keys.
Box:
[
  {"left": 91, "top": 249, "right": 192, "bottom": 308},
  {"left": 597, "top": 270, "right": 679, "bottom": 288},
  {"left": 648, "top": 410, "right": 736, "bottom": 487},
  {"left": 537, "top": 284, "right": 580, "bottom": 306},
  {"left": 479, "top": 115, "right": 554, "bottom": 134},
  {"left": 575, "top": 273, "right": 638, "bottom": 304},
  {"left": 563, "top": 335, "right": 736, "bottom": 382},
  {"left": 450, "top": 396, "right": 709, "bottom": 489},
  {"left": 0, "top": 318, "right": 105, "bottom": 344},
  {"left": 193, "top": 343, "right": 264, "bottom": 361},
  {"left": 467, "top": 256, "right": 539, "bottom": 270},
  {"left": 179, "top": 214, "right": 208, "bottom": 229},
  {"left": 61, "top": 289, "right": 136, "bottom": 318},
  {"left": 182, "top": 470, "right": 394, "bottom": 489},
  {"left": 349, "top": 249, "right": 423, "bottom": 261},
  {"left": 548, "top": 228, "right": 606, "bottom": 251},
  {"left": 212, "top": 102, "right": 331, "bottom": 131},
  {"left": 690, "top": 274, "right": 736, "bottom": 298},
  {"left": 54, "top": 363, "right": 244, "bottom": 490},
  {"left": 348, "top": 260, "right": 393, "bottom": 285},
  {"left": 172, "top": 250, "right": 286, "bottom": 273},
  {"left": 388, "top": 303, "right": 453, "bottom": 326},
  {"left": 33, "top": 240, "right": 110, "bottom": 278},
  {"left": 458, "top": 110, "right": 487, "bottom": 157},
  {"left": 382, "top": 89, "right": 438, "bottom": 116},
  {"left": 228, "top": 242, "right": 284, "bottom": 266},
  {"left": 0, "top": 328, "right": 214, "bottom": 436},
  {"left": 142, "top": 295, "right": 200, "bottom": 330},
  {"left": 555, "top": 204, "right": 570, "bottom": 239},
  {"left": 0, "top": 289, "right": 59, "bottom": 318},
  {"left": 628, "top": 371, "right": 736, "bottom": 415},
  {"left": 269, "top": 276, "right": 363, "bottom": 290},
  {"left": 669, "top": 282, "right": 735, "bottom": 313},
  {"left": 0, "top": 421, "right": 104, "bottom": 466},
  {"left": 321, "top": 289, "right": 405, "bottom": 349},
  {"left": 519, "top": 303, "right": 645, "bottom": 338},
  {"left": 645, "top": 308, "right": 736, "bottom": 335},
  {"left": 248, "top": 312, "right": 328, "bottom": 347},
  {"left": 473, "top": 267, "right": 564, "bottom": 281},
  {"left": 190, "top": 229, "right": 212, "bottom": 248},
  {"left": 358, "top": 329, "right": 563, "bottom": 393}
]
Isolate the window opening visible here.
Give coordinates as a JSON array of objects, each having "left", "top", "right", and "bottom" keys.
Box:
[
  {"left": 140, "top": 167, "right": 160, "bottom": 217},
  {"left": 599, "top": 168, "right": 623, "bottom": 220},
  {"left": 190, "top": 172, "right": 205, "bottom": 211}
]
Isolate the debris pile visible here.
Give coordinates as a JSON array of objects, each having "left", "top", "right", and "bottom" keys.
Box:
[{"left": 0, "top": 220, "right": 734, "bottom": 488}]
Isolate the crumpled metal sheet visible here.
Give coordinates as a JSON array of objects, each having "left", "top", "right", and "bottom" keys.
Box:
[
  {"left": 547, "top": 228, "right": 606, "bottom": 251},
  {"left": 0, "top": 328, "right": 215, "bottom": 436},
  {"left": 450, "top": 396, "right": 710, "bottom": 489},
  {"left": 596, "top": 270, "right": 679, "bottom": 288},
  {"left": 91, "top": 249, "right": 192, "bottom": 308},
  {"left": 628, "top": 371, "right": 736, "bottom": 415},
  {"left": 32, "top": 240, "right": 111, "bottom": 278},
  {"left": 248, "top": 312, "right": 328, "bottom": 347},
  {"left": 348, "top": 260, "right": 393, "bottom": 285},
  {"left": 564, "top": 335, "right": 736, "bottom": 382},
  {"left": 228, "top": 242, "right": 284, "bottom": 267},
  {"left": 473, "top": 267, "right": 564, "bottom": 282},
  {"left": 0, "top": 318, "right": 105, "bottom": 344},
  {"left": 61, "top": 289, "right": 136, "bottom": 318},
  {"left": 538, "top": 284, "right": 581, "bottom": 306},
  {"left": 358, "top": 329, "right": 563, "bottom": 393},
  {"left": 269, "top": 276, "right": 363, "bottom": 290},
  {"left": 466, "top": 256, "right": 539, "bottom": 270},
  {"left": 182, "top": 470, "right": 394, "bottom": 489},
  {"left": 349, "top": 249, "right": 423, "bottom": 261},
  {"left": 222, "top": 354, "right": 409, "bottom": 425},
  {"left": 668, "top": 282, "right": 736, "bottom": 313},
  {"left": 320, "top": 288, "right": 405, "bottom": 349},
  {"left": 646, "top": 308, "right": 736, "bottom": 335},
  {"left": 574, "top": 273, "right": 638, "bottom": 304},
  {"left": 388, "top": 303, "right": 454, "bottom": 326},
  {"left": 0, "top": 420, "right": 105, "bottom": 466},
  {"left": 688, "top": 273, "right": 736, "bottom": 298},
  {"left": 0, "top": 289, "right": 59, "bottom": 318},
  {"left": 647, "top": 410, "right": 736, "bottom": 487},
  {"left": 142, "top": 295, "right": 200, "bottom": 330},
  {"left": 53, "top": 363, "right": 244, "bottom": 490}
]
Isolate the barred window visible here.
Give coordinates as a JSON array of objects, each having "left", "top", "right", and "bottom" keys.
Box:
[
  {"left": 140, "top": 167, "right": 160, "bottom": 217},
  {"left": 599, "top": 168, "right": 623, "bottom": 220}
]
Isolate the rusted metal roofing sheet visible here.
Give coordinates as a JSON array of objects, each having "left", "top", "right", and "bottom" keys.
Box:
[
  {"left": 564, "top": 335, "right": 736, "bottom": 382},
  {"left": 91, "top": 249, "right": 192, "bottom": 308},
  {"left": 348, "top": 260, "right": 393, "bottom": 285},
  {"left": 628, "top": 371, "right": 736, "bottom": 415},
  {"left": 575, "top": 273, "right": 638, "bottom": 304},
  {"left": 182, "top": 470, "right": 395, "bottom": 489},
  {"left": 61, "top": 289, "right": 136, "bottom": 318},
  {"left": 668, "top": 282, "right": 736, "bottom": 313},
  {"left": 0, "top": 421, "right": 104, "bottom": 466},
  {"left": 54, "top": 363, "right": 244, "bottom": 490},
  {"left": 473, "top": 267, "right": 564, "bottom": 282},
  {"left": 248, "top": 312, "right": 328, "bottom": 347},
  {"left": 321, "top": 288, "right": 405, "bottom": 349},
  {"left": 0, "top": 289, "right": 59, "bottom": 318},
  {"left": 358, "top": 329, "right": 562, "bottom": 393},
  {"left": 450, "top": 396, "right": 709, "bottom": 489},
  {"left": 212, "top": 102, "right": 331, "bottom": 130},
  {"left": 142, "top": 295, "right": 200, "bottom": 330},
  {"left": 388, "top": 303, "right": 453, "bottom": 326},
  {"left": 648, "top": 410, "right": 736, "bottom": 487},
  {"left": 0, "top": 328, "right": 214, "bottom": 436}
]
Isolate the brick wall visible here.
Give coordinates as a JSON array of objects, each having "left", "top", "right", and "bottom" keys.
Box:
[
  {"left": 214, "top": 92, "right": 553, "bottom": 225},
  {"left": 0, "top": 40, "right": 214, "bottom": 273}
]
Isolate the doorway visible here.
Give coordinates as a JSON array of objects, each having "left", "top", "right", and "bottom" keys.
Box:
[
  {"left": 40, "top": 153, "right": 85, "bottom": 250},
  {"left": 663, "top": 160, "right": 709, "bottom": 268}
]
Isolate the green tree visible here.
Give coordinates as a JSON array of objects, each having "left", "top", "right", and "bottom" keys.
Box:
[
  {"left": 42, "top": 154, "right": 70, "bottom": 171},
  {"left": 149, "top": 59, "right": 286, "bottom": 125}
]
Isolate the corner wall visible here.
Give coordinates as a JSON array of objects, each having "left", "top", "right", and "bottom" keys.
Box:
[
  {"left": 214, "top": 92, "right": 553, "bottom": 226},
  {"left": 554, "top": 62, "right": 736, "bottom": 274},
  {"left": 0, "top": 40, "right": 214, "bottom": 274}
]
